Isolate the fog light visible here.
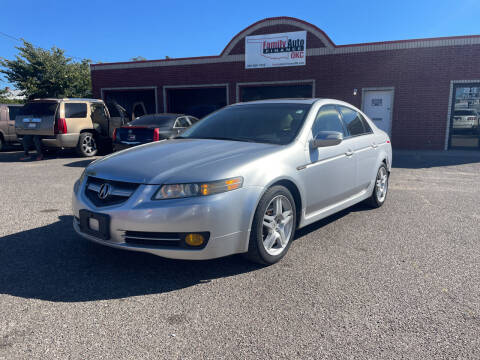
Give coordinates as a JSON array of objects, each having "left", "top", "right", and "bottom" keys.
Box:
[{"left": 185, "top": 233, "right": 205, "bottom": 247}]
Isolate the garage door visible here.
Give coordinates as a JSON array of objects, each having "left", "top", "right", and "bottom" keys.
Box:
[
  {"left": 166, "top": 87, "right": 227, "bottom": 118},
  {"left": 240, "top": 84, "right": 313, "bottom": 102},
  {"left": 103, "top": 89, "right": 156, "bottom": 121}
]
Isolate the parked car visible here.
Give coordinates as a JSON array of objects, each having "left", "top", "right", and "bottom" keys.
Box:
[
  {"left": 15, "top": 98, "right": 127, "bottom": 157},
  {"left": 73, "top": 99, "right": 392, "bottom": 264},
  {"left": 452, "top": 109, "right": 479, "bottom": 134},
  {"left": 113, "top": 113, "right": 198, "bottom": 151},
  {"left": 0, "top": 104, "right": 22, "bottom": 151}
]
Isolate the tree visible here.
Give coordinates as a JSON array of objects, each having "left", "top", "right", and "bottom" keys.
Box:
[{"left": 0, "top": 40, "right": 92, "bottom": 99}]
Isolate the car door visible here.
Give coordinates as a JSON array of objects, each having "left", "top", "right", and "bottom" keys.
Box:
[
  {"left": 303, "top": 105, "right": 356, "bottom": 215},
  {"left": 337, "top": 105, "right": 378, "bottom": 192}
]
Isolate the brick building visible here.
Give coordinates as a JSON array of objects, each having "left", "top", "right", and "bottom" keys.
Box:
[{"left": 91, "top": 17, "right": 480, "bottom": 150}]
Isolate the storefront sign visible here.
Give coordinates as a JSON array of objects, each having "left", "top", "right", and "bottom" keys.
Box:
[{"left": 245, "top": 31, "right": 306, "bottom": 69}]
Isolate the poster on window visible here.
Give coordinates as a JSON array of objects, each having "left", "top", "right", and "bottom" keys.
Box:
[{"left": 245, "top": 31, "right": 306, "bottom": 69}]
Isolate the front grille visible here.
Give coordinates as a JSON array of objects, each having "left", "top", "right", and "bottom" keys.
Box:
[
  {"left": 85, "top": 176, "right": 140, "bottom": 207},
  {"left": 123, "top": 231, "right": 210, "bottom": 249}
]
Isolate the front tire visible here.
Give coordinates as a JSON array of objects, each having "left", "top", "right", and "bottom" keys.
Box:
[
  {"left": 365, "top": 163, "right": 389, "bottom": 208},
  {"left": 0, "top": 136, "right": 4, "bottom": 152},
  {"left": 245, "top": 185, "right": 296, "bottom": 265},
  {"left": 76, "top": 132, "right": 98, "bottom": 157}
]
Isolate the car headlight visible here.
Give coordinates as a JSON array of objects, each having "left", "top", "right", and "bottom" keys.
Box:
[
  {"left": 153, "top": 177, "right": 243, "bottom": 200},
  {"left": 74, "top": 169, "right": 87, "bottom": 193}
]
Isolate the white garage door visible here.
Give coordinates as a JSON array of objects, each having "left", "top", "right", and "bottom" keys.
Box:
[{"left": 363, "top": 89, "right": 394, "bottom": 136}]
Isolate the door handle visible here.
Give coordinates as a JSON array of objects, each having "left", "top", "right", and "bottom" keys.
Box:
[
  {"left": 371, "top": 143, "right": 378, "bottom": 149},
  {"left": 345, "top": 150, "right": 354, "bottom": 157}
]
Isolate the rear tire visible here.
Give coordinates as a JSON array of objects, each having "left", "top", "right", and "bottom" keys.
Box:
[
  {"left": 365, "top": 163, "right": 389, "bottom": 208},
  {"left": 76, "top": 132, "right": 98, "bottom": 157},
  {"left": 244, "top": 185, "right": 296, "bottom": 265}
]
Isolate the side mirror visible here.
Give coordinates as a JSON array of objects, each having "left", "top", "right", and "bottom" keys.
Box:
[{"left": 310, "top": 131, "right": 343, "bottom": 148}]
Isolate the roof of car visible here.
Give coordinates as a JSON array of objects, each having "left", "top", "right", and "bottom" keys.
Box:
[
  {"left": 140, "top": 113, "right": 186, "bottom": 117},
  {"left": 30, "top": 98, "right": 104, "bottom": 103},
  {"left": 234, "top": 98, "right": 319, "bottom": 105}
]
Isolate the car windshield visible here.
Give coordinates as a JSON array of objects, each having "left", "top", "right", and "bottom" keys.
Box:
[
  {"left": 130, "top": 115, "right": 176, "bottom": 128},
  {"left": 455, "top": 110, "right": 477, "bottom": 116},
  {"left": 179, "top": 103, "right": 312, "bottom": 145},
  {"left": 19, "top": 102, "right": 58, "bottom": 116}
]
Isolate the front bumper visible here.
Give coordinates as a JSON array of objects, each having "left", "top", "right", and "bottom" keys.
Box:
[{"left": 72, "top": 180, "right": 263, "bottom": 260}]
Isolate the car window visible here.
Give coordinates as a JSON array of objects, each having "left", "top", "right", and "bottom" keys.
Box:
[
  {"left": 188, "top": 116, "right": 199, "bottom": 124},
  {"left": 19, "top": 102, "right": 58, "bottom": 116},
  {"left": 338, "top": 106, "right": 366, "bottom": 136},
  {"left": 455, "top": 110, "right": 477, "bottom": 116},
  {"left": 7, "top": 106, "right": 21, "bottom": 120},
  {"left": 65, "top": 103, "right": 87, "bottom": 118},
  {"left": 312, "top": 105, "right": 346, "bottom": 137},
  {"left": 174, "top": 117, "right": 189, "bottom": 128},
  {"left": 130, "top": 115, "right": 176, "bottom": 127},
  {"left": 359, "top": 113, "right": 373, "bottom": 133}
]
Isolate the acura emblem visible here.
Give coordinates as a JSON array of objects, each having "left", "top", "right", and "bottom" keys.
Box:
[{"left": 98, "top": 183, "right": 111, "bottom": 200}]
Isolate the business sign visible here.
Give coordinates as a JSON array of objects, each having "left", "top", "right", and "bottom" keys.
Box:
[{"left": 245, "top": 31, "right": 306, "bottom": 69}]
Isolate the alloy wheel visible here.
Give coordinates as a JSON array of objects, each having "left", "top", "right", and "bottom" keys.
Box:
[
  {"left": 375, "top": 166, "right": 388, "bottom": 203},
  {"left": 82, "top": 135, "right": 96, "bottom": 156},
  {"left": 262, "top": 195, "right": 294, "bottom": 256}
]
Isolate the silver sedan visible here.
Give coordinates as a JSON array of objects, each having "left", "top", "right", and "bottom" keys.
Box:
[{"left": 72, "top": 99, "right": 392, "bottom": 264}]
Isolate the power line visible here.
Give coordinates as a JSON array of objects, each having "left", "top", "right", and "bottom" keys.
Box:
[{"left": 0, "top": 30, "right": 100, "bottom": 63}]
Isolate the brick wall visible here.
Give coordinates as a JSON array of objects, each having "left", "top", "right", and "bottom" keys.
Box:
[{"left": 91, "top": 24, "right": 480, "bottom": 150}]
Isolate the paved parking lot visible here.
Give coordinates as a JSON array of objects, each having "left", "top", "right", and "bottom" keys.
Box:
[{"left": 1, "top": 149, "right": 480, "bottom": 359}]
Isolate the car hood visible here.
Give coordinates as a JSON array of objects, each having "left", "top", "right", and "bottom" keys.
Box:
[{"left": 86, "top": 138, "right": 281, "bottom": 184}]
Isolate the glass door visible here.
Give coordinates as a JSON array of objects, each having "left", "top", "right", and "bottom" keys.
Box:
[{"left": 449, "top": 84, "right": 480, "bottom": 150}]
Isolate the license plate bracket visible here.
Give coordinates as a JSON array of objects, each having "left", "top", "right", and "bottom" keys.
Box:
[{"left": 79, "top": 210, "right": 110, "bottom": 240}]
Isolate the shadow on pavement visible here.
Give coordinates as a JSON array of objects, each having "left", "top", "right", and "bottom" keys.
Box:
[
  {"left": 0, "top": 204, "right": 366, "bottom": 302},
  {"left": 393, "top": 150, "right": 480, "bottom": 169},
  {"left": 64, "top": 159, "right": 96, "bottom": 168},
  {"left": 0, "top": 150, "right": 100, "bottom": 165},
  {"left": 0, "top": 215, "right": 263, "bottom": 302}
]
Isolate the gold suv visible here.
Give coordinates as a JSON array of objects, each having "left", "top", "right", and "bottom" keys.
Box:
[{"left": 15, "top": 98, "right": 127, "bottom": 157}]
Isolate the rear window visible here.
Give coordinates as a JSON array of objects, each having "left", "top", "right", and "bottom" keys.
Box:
[
  {"left": 65, "top": 103, "right": 87, "bottom": 118},
  {"left": 19, "top": 102, "right": 58, "bottom": 116},
  {"left": 455, "top": 110, "right": 477, "bottom": 116},
  {"left": 7, "top": 106, "right": 21, "bottom": 120},
  {"left": 130, "top": 115, "right": 176, "bottom": 127}
]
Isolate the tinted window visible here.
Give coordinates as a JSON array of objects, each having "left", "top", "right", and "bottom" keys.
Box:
[
  {"left": 130, "top": 115, "right": 176, "bottom": 127},
  {"left": 65, "top": 103, "right": 87, "bottom": 118},
  {"left": 19, "top": 102, "right": 58, "bottom": 116},
  {"left": 175, "top": 117, "right": 189, "bottom": 128},
  {"left": 180, "top": 103, "right": 311, "bottom": 145},
  {"left": 106, "top": 103, "right": 120, "bottom": 117},
  {"left": 455, "top": 110, "right": 477, "bottom": 116},
  {"left": 7, "top": 106, "right": 21, "bottom": 120},
  {"left": 360, "top": 114, "right": 373, "bottom": 133},
  {"left": 188, "top": 116, "right": 199, "bottom": 124},
  {"left": 338, "top": 106, "right": 366, "bottom": 136},
  {"left": 133, "top": 104, "right": 145, "bottom": 118},
  {"left": 312, "top": 105, "right": 345, "bottom": 137}
]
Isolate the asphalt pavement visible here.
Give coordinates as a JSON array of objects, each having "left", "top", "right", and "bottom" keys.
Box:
[{"left": 0, "top": 148, "right": 479, "bottom": 359}]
